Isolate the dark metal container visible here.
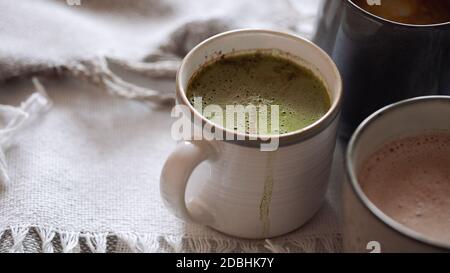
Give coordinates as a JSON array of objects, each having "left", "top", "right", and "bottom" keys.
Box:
[{"left": 314, "top": 0, "right": 450, "bottom": 139}]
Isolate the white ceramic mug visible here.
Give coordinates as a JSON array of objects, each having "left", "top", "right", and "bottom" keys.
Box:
[
  {"left": 160, "top": 29, "right": 342, "bottom": 239},
  {"left": 344, "top": 96, "right": 450, "bottom": 252}
]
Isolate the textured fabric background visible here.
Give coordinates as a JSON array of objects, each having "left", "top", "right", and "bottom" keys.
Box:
[
  {"left": 0, "top": 0, "right": 344, "bottom": 253},
  {"left": 0, "top": 0, "right": 318, "bottom": 81}
]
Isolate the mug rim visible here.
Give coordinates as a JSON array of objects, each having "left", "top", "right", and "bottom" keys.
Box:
[
  {"left": 346, "top": 0, "right": 450, "bottom": 28},
  {"left": 176, "top": 29, "right": 343, "bottom": 148},
  {"left": 346, "top": 95, "right": 450, "bottom": 250}
]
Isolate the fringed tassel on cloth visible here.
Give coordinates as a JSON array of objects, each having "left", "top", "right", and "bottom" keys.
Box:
[
  {"left": 0, "top": 226, "right": 341, "bottom": 253},
  {"left": 65, "top": 57, "right": 178, "bottom": 104},
  {"left": 60, "top": 231, "right": 80, "bottom": 253},
  {"left": 0, "top": 78, "right": 52, "bottom": 185},
  {"left": 9, "top": 226, "right": 29, "bottom": 253},
  {"left": 36, "top": 227, "right": 56, "bottom": 253},
  {"left": 85, "top": 233, "right": 108, "bottom": 253}
]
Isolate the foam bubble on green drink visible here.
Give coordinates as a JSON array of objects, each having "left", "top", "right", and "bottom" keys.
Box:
[{"left": 186, "top": 50, "right": 331, "bottom": 135}]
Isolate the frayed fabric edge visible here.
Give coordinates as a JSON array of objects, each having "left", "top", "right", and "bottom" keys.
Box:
[
  {"left": 0, "top": 55, "right": 177, "bottom": 185},
  {"left": 62, "top": 56, "right": 178, "bottom": 104},
  {"left": 0, "top": 225, "right": 341, "bottom": 253},
  {"left": 0, "top": 78, "right": 52, "bottom": 185}
]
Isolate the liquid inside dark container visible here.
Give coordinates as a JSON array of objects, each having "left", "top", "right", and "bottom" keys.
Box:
[{"left": 314, "top": 0, "right": 450, "bottom": 140}]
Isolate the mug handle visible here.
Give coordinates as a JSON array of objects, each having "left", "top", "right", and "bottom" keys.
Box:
[{"left": 160, "top": 140, "right": 213, "bottom": 222}]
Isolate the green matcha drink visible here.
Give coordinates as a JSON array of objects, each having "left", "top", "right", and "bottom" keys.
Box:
[{"left": 186, "top": 51, "right": 331, "bottom": 135}]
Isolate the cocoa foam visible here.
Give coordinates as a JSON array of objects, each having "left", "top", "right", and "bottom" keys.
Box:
[{"left": 359, "top": 133, "right": 450, "bottom": 245}]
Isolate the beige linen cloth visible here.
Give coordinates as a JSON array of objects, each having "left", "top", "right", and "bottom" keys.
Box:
[{"left": 0, "top": 0, "right": 343, "bottom": 253}]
